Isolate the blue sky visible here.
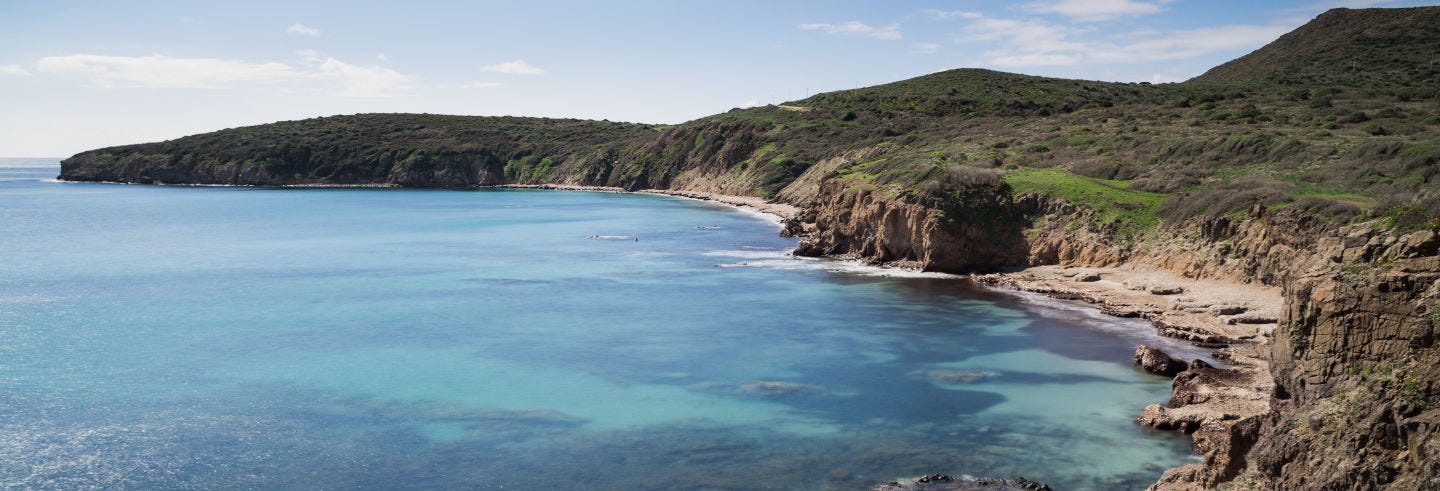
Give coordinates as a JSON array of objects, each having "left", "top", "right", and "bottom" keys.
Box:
[{"left": 1, "top": 0, "right": 1433, "bottom": 156}]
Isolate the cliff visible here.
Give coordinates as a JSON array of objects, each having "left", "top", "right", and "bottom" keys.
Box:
[{"left": 1248, "top": 227, "right": 1440, "bottom": 488}]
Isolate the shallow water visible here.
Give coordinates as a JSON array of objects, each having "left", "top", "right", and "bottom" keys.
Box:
[{"left": 0, "top": 159, "right": 1203, "bottom": 489}]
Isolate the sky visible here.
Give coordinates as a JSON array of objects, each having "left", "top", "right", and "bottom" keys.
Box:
[{"left": 1, "top": 0, "right": 1435, "bottom": 157}]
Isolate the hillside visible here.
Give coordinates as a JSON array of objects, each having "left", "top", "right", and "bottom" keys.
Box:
[
  {"left": 59, "top": 114, "right": 655, "bottom": 187},
  {"left": 57, "top": 7, "right": 1440, "bottom": 490},
  {"left": 1193, "top": 7, "right": 1440, "bottom": 92}
]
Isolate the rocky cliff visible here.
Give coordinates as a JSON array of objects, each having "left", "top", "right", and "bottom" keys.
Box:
[{"left": 1247, "top": 227, "right": 1440, "bottom": 489}]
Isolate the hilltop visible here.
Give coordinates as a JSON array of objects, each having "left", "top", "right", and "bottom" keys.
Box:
[
  {"left": 1193, "top": 7, "right": 1440, "bottom": 91},
  {"left": 57, "top": 7, "right": 1440, "bottom": 490}
]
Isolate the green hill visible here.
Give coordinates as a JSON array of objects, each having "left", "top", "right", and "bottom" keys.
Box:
[{"left": 61, "top": 6, "right": 1440, "bottom": 232}]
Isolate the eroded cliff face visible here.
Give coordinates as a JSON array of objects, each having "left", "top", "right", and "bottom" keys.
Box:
[
  {"left": 1245, "top": 228, "right": 1440, "bottom": 489},
  {"left": 789, "top": 180, "right": 1029, "bottom": 272}
]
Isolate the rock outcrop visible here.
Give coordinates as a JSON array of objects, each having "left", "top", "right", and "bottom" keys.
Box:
[
  {"left": 1135, "top": 345, "right": 1189, "bottom": 377},
  {"left": 791, "top": 181, "right": 1029, "bottom": 272}
]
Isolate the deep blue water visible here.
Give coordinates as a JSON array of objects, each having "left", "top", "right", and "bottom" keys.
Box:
[{"left": 0, "top": 158, "right": 1204, "bottom": 489}]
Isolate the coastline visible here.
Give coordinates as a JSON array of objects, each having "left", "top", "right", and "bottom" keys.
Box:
[{"left": 492, "top": 183, "right": 800, "bottom": 224}]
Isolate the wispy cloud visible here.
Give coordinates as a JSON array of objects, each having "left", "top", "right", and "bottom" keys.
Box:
[
  {"left": 0, "top": 64, "right": 33, "bottom": 76},
  {"left": 921, "top": 10, "right": 983, "bottom": 21},
  {"left": 36, "top": 54, "right": 301, "bottom": 88},
  {"left": 482, "top": 59, "right": 545, "bottom": 75},
  {"left": 798, "top": 21, "right": 902, "bottom": 40},
  {"left": 35, "top": 53, "right": 412, "bottom": 97},
  {"left": 315, "top": 58, "right": 411, "bottom": 97},
  {"left": 1022, "top": 0, "right": 1173, "bottom": 22},
  {"left": 913, "top": 42, "right": 941, "bottom": 55},
  {"left": 951, "top": 12, "right": 1289, "bottom": 68},
  {"left": 461, "top": 82, "right": 502, "bottom": 89},
  {"left": 287, "top": 23, "right": 321, "bottom": 36}
]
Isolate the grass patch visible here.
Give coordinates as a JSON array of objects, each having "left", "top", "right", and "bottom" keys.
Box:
[{"left": 1005, "top": 167, "right": 1167, "bottom": 241}]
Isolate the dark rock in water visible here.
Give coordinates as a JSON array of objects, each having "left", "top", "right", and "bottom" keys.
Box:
[
  {"left": 736, "top": 380, "right": 815, "bottom": 397},
  {"left": 1134, "top": 344, "right": 1188, "bottom": 377},
  {"left": 909, "top": 369, "right": 997, "bottom": 384},
  {"left": 873, "top": 475, "right": 1051, "bottom": 490}
]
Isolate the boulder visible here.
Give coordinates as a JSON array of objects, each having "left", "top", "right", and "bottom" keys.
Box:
[{"left": 1135, "top": 344, "right": 1188, "bottom": 376}]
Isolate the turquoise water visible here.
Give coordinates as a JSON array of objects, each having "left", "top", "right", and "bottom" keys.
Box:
[{"left": 1, "top": 159, "right": 1203, "bottom": 489}]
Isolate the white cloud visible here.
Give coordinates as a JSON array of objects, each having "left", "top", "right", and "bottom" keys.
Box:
[
  {"left": 376, "top": 53, "right": 389, "bottom": 61},
  {"left": 461, "top": 82, "right": 502, "bottom": 89},
  {"left": 315, "top": 58, "right": 411, "bottom": 97},
  {"left": 287, "top": 23, "right": 321, "bottom": 36},
  {"left": 921, "top": 10, "right": 983, "bottom": 20},
  {"left": 1022, "top": 0, "right": 1173, "bottom": 22},
  {"left": 952, "top": 12, "right": 1290, "bottom": 69},
  {"left": 482, "top": 59, "right": 545, "bottom": 75},
  {"left": 36, "top": 54, "right": 300, "bottom": 88},
  {"left": 798, "top": 21, "right": 902, "bottom": 40},
  {"left": 740, "top": 100, "right": 760, "bottom": 109},
  {"left": 1, "top": 64, "right": 33, "bottom": 76},
  {"left": 35, "top": 53, "right": 412, "bottom": 97},
  {"left": 914, "top": 42, "right": 941, "bottom": 55}
]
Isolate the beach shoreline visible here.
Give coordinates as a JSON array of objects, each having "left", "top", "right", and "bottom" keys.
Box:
[
  {"left": 974, "top": 264, "right": 1279, "bottom": 485},
  {"left": 492, "top": 184, "right": 800, "bottom": 224}
]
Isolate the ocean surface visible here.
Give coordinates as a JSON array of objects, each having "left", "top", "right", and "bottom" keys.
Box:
[{"left": 0, "top": 158, "right": 1208, "bottom": 489}]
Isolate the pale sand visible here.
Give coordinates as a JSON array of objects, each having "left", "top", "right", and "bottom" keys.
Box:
[{"left": 640, "top": 190, "right": 800, "bottom": 223}]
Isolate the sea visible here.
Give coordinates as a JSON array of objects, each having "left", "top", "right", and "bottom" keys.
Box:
[{"left": 0, "top": 158, "right": 1207, "bottom": 489}]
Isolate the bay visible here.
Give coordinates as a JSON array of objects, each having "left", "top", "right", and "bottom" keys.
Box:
[{"left": 0, "top": 159, "right": 1203, "bottom": 489}]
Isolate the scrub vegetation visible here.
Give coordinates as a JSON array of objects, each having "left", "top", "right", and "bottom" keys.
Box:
[{"left": 63, "top": 7, "right": 1440, "bottom": 232}]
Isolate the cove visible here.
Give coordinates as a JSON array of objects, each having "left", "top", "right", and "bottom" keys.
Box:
[{"left": 1, "top": 160, "right": 1202, "bottom": 489}]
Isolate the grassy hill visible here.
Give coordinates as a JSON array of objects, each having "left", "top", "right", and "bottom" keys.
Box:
[{"left": 61, "top": 7, "right": 1440, "bottom": 234}]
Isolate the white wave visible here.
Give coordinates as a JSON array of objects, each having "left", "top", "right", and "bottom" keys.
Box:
[
  {"left": 701, "top": 250, "right": 792, "bottom": 259},
  {"left": 705, "top": 250, "right": 963, "bottom": 278}
]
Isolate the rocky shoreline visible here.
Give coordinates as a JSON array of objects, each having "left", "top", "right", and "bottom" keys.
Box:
[{"left": 974, "top": 265, "right": 1280, "bottom": 489}]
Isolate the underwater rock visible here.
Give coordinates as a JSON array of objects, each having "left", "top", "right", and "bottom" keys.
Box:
[
  {"left": 909, "top": 369, "right": 997, "bottom": 384},
  {"left": 737, "top": 381, "right": 815, "bottom": 397},
  {"left": 873, "top": 474, "right": 1052, "bottom": 490}
]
